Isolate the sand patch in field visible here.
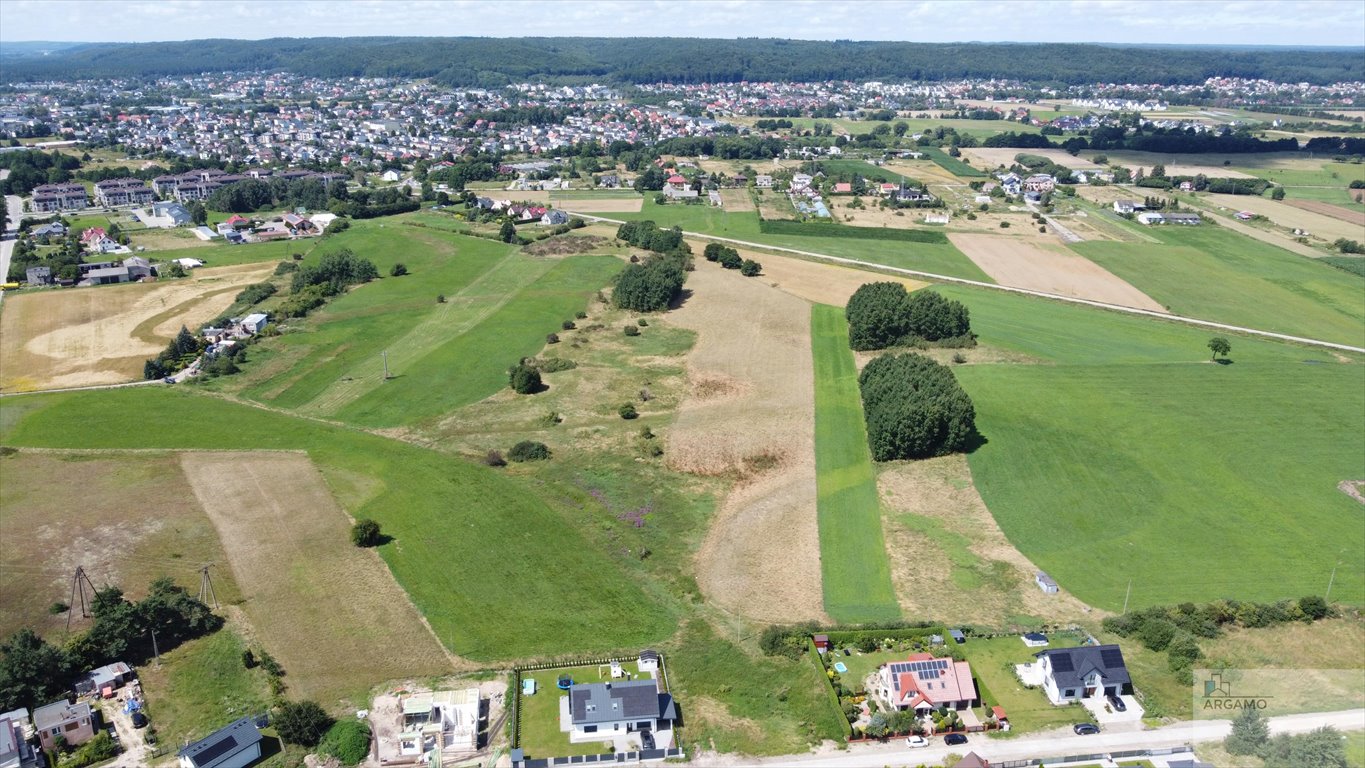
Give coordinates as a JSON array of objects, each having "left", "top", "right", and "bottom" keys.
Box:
[
  {"left": 667, "top": 266, "right": 825, "bottom": 622},
  {"left": 1, "top": 263, "right": 273, "bottom": 391},
  {"left": 180, "top": 452, "right": 456, "bottom": 702},
  {"left": 950, "top": 232, "right": 1166, "bottom": 311}
]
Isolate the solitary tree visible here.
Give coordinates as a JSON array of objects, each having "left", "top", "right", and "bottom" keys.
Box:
[
  {"left": 350, "top": 519, "right": 382, "bottom": 547},
  {"left": 498, "top": 219, "right": 517, "bottom": 243},
  {"left": 509, "top": 363, "right": 542, "bottom": 394},
  {"left": 1208, "top": 336, "right": 1232, "bottom": 361},
  {"left": 274, "top": 700, "right": 333, "bottom": 747},
  {"left": 1225, "top": 706, "right": 1270, "bottom": 755}
]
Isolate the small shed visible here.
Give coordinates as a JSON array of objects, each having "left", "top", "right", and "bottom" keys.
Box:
[
  {"left": 949, "top": 629, "right": 967, "bottom": 644},
  {"left": 991, "top": 705, "right": 1007, "bottom": 724},
  {"left": 1021, "top": 632, "right": 1049, "bottom": 648},
  {"left": 812, "top": 634, "right": 831, "bottom": 654},
  {"left": 929, "top": 634, "right": 944, "bottom": 646},
  {"left": 1035, "top": 572, "right": 1059, "bottom": 594},
  {"left": 638, "top": 649, "right": 660, "bottom": 673},
  {"left": 177, "top": 717, "right": 262, "bottom": 768}
]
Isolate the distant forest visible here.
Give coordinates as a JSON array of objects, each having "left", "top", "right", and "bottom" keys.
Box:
[{"left": 2, "top": 38, "right": 1361, "bottom": 86}]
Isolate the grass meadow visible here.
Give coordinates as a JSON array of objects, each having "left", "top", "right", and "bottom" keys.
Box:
[
  {"left": 1072, "top": 223, "right": 1365, "bottom": 347},
  {"left": 810, "top": 305, "right": 900, "bottom": 624},
  {"left": 918, "top": 147, "right": 989, "bottom": 178},
  {"left": 137, "top": 626, "right": 273, "bottom": 748},
  {"left": 0, "top": 388, "right": 677, "bottom": 661},
  {"left": 938, "top": 285, "right": 1365, "bottom": 611}
]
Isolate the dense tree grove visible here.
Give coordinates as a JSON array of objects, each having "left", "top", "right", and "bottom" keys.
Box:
[
  {"left": 5, "top": 38, "right": 1359, "bottom": 87},
  {"left": 144, "top": 325, "right": 204, "bottom": 379},
  {"left": 290, "top": 248, "right": 378, "bottom": 295},
  {"left": 612, "top": 221, "right": 691, "bottom": 312},
  {"left": 858, "top": 353, "right": 977, "bottom": 461},
  {"left": 0, "top": 150, "right": 81, "bottom": 196},
  {"left": 845, "top": 283, "right": 972, "bottom": 350}
]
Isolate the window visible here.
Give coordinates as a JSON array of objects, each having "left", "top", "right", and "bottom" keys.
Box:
[
  {"left": 583, "top": 725, "right": 597, "bottom": 734},
  {"left": 1063, "top": 689, "right": 1074, "bottom": 697}
]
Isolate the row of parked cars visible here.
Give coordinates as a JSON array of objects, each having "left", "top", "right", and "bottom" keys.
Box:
[{"left": 905, "top": 732, "right": 969, "bottom": 748}]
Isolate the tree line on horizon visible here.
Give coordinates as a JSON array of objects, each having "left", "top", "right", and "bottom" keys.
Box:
[{"left": 2, "top": 37, "right": 1360, "bottom": 87}]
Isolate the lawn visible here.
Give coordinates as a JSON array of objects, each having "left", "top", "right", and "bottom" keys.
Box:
[
  {"left": 0, "top": 388, "right": 678, "bottom": 661},
  {"left": 938, "top": 284, "right": 1365, "bottom": 611},
  {"left": 1071, "top": 224, "right": 1365, "bottom": 347},
  {"left": 138, "top": 626, "right": 273, "bottom": 748},
  {"left": 335, "top": 253, "right": 623, "bottom": 428},
  {"left": 810, "top": 304, "right": 900, "bottom": 624},
  {"left": 961, "top": 634, "right": 1090, "bottom": 735},
  {"left": 611, "top": 198, "right": 762, "bottom": 238},
  {"left": 516, "top": 662, "right": 647, "bottom": 758}
]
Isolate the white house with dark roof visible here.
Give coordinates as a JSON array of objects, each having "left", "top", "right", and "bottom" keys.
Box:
[
  {"left": 178, "top": 718, "right": 262, "bottom": 768},
  {"left": 565, "top": 679, "right": 676, "bottom": 748},
  {"left": 1030, "top": 644, "right": 1131, "bottom": 705}
]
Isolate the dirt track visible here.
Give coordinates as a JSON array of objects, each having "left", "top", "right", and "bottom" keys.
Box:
[
  {"left": 949, "top": 233, "right": 1166, "bottom": 311},
  {"left": 180, "top": 452, "right": 455, "bottom": 702},
  {"left": 0, "top": 263, "right": 272, "bottom": 391},
  {"left": 666, "top": 266, "right": 826, "bottom": 622}
]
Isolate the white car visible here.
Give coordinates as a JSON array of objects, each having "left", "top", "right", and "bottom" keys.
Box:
[{"left": 905, "top": 735, "right": 929, "bottom": 748}]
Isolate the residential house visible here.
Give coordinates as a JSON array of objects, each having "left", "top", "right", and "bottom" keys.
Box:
[
  {"left": 1112, "top": 200, "right": 1138, "bottom": 214},
  {"left": 1024, "top": 174, "right": 1056, "bottom": 193},
  {"left": 597, "top": 174, "right": 620, "bottom": 188},
  {"left": 34, "top": 700, "right": 96, "bottom": 751},
  {"left": 178, "top": 717, "right": 262, "bottom": 768},
  {"left": 381, "top": 170, "right": 401, "bottom": 182},
  {"left": 93, "top": 178, "right": 154, "bottom": 207},
  {"left": 141, "top": 201, "right": 193, "bottom": 228},
  {"left": 754, "top": 175, "right": 773, "bottom": 188},
  {"left": 25, "top": 266, "right": 52, "bottom": 286},
  {"left": 241, "top": 313, "right": 270, "bottom": 334},
  {"left": 876, "top": 653, "right": 979, "bottom": 713},
  {"left": 1137, "top": 212, "right": 1166, "bottom": 225},
  {"left": 0, "top": 715, "right": 36, "bottom": 768},
  {"left": 398, "top": 688, "right": 481, "bottom": 755},
  {"left": 1030, "top": 644, "right": 1131, "bottom": 705},
  {"left": 790, "top": 173, "right": 813, "bottom": 191},
  {"left": 1035, "top": 571, "right": 1059, "bottom": 594},
  {"left": 123, "top": 257, "right": 154, "bottom": 280},
  {"left": 998, "top": 173, "right": 1023, "bottom": 197},
  {"left": 831, "top": 182, "right": 853, "bottom": 195},
  {"left": 281, "top": 213, "right": 314, "bottom": 233},
  {"left": 540, "top": 210, "right": 570, "bottom": 226},
  {"left": 74, "top": 662, "right": 134, "bottom": 696},
  {"left": 31, "top": 222, "right": 67, "bottom": 239},
  {"left": 950, "top": 753, "right": 990, "bottom": 768},
  {"left": 565, "top": 680, "right": 676, "bottom": 748}
]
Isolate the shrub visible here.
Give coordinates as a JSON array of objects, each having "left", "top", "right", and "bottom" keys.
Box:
[
  {"left": 484, "top": 450, "right": 506, "bottom": 467},
  {"left": 436, "top": 294, "right": 446, "bottom": 303},
  {"left": 859, "top": 353, "right": 976, "bottom": 460},
  {"left": 537, "top": 357, "right": 577, "bottom": 373},
  {"left": 389, "top": 263, "right": 408, "bottom": 277},
  {"left": 274, "top": 261, "right": 298, "bottom": 276},
  {"left": 318, "top": 719, "right": 371, "bottom": 766},
  {"left": 1000, "top": 221, "right": 1011, "bottom": 228},
  {"left": 258, "top": 649, "right": 284, "bottom": 677},
  {"left": 234, "top": 282, "right": 278, "bottom": 306},
  {"left": 508, "top": 441, "right": 551, "bottom": 462},
  {"left": 48, "top": 601, "right": 68, "bottom": 615},
  {"left": 624, "top": 324, "right": 641, "bottom": 337},
  {"left": 637, "top": 318, "right": 648, "bottom": 326},
  {"left": 740, "top": 259, "right": 762, "bottom": 276},
  {"left": 242, "top": 649, "right": 256, "bottom": 669},
  {"left": 351, "top": 519, "right": 382, "bottom": 547},
  {"left": 508, "top": 363, "right": 542, "bottom": 394},
  {"left": 618, "top": 403, "right": 639, "bottom": 420},
  {"left": 561, "top": 320, "right": 576, "bottom": 330},
  {"left": 1039, "top": 226, "right": 1047, "bottom": 233},
  {"left": 719, "top": 250, "right": 742, "bottom": 270},
  {"left": 546, "top": 332, "right": 559, "bottom": 344},
  {"left": 274, "top": 700, "right": 333, "bottom": 747},
  {"left": 575, "top": 310, "right": 587, "bottom": 319}
]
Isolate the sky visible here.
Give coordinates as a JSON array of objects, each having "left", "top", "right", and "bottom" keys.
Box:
[{"left": 0, "top": 0, "right": 1363, "bottom": 47}]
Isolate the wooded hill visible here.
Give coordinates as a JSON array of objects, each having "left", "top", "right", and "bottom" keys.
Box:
[{"left": 2, "top": 37, "right": 1361, "bottom": 86}]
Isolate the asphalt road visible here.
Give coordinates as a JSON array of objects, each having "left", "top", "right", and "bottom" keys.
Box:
[{"left": 701, "top": 709, "right": 1365, "bottom": 768}]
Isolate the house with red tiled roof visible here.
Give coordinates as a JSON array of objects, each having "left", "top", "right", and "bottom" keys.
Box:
[
  {"left": 832, "top": 182, "right": 853, "bottom": 194},
  {"left": 876, "top": 653, "right": 979, "bottom": 712}
]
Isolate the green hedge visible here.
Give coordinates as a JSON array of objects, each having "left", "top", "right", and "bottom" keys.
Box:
[
  {"left": 823, "top": 624, "right": 945, "bottom": 647},
  {"left": 758, "top": 218, "right": 949, "bottom": 243}
]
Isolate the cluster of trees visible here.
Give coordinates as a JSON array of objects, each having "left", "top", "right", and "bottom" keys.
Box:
[
  {"left": 753, "top": 118, "right": 795, "bottom": 130},
  {"left": 275, "top": 248, "right": 378, "bottom": 319},
  {"left": 652, "top": 135, "right": 785, "bottom": 160},
  {"left": 6, "top": 38, "right": 1360, "bottom": 87},
  {"left": 6, "top": 220, "right": 89, "bottom": 283},
  {"left": 1227, "top": 710, "right": 1349, "bottom": 768},
  {"left": 1103, "top": 595, "right": 1331, "bottom": 681},
  {"left": 1332, "top": 238, "right": 1363, "bottom": 254},
  {"left": 1305, "top": 136, "right": 1365, "bottom": 155},
  {"left": 612, "top": 221, "right": 691, "bottom": 312},
  {"left": 0, "top": 578, "right": 222, "bottom": 711},
  {"left": 0, "top": 149, "right": 81, "bottom": 196},
  {"left": 143, "top": 325, "right": 203, "bottom": 379},
  {"left": 702, "top": 243, "right": 761, "bottom": 276},
  {"left": 845, "top": 283, "right": 973, "bottom": 350},
  {"left": 858, "top": 353, "right": 977, "bottom": 461}
]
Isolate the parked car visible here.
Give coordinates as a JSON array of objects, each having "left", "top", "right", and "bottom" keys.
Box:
[
  {"left": 131, "top": 712, "right": 148, "bottom": 729},
  {"left": 1108, "top": 694, "right": 1127, "bottom": 712},
  {"left": 1073, "top": 723, "right": 1100, "bottom": 735},
  {"left": 944, "top": 733, "right": 968, "bottom": 746},
  {"left": 905, "top": 735, "right": 929, "bottom": 748}
]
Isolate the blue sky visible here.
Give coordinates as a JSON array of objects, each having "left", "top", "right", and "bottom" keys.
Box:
[{"left": 1, "top": 0, "right": 1363, "bottom": 47}]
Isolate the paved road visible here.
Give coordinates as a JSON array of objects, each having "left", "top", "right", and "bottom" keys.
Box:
[
  {"left": 698, "top": 709, "right": 1365, "bottom": 768},
  {"left": 569, "top": 212, "right": 1365, "bottom": 354}
]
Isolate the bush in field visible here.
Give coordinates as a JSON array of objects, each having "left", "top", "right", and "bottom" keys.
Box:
[
  {"left": 618, "top": 403, "right": 638, "bottom": 420},
  {"left": 624, "top": 324, "right": 640, "bottom": 337},
  {"left": 508, "top": 441, "right": 551, "bottom": 462},
  {"left": 291, "top": 248, "right": 378, "bottom": 295},
  {"left": 858, "top": 353, "right": 976, "bottom": 460},
  {"left": 319, "top": 720, "right": 371, "bottom": 766},
  {"left": 389, "top": 263, "right": 408, "bottom": 277},
  {"left": 350, "top": 519, "right": 382, "bottom": 547},
  {"left": 740, "top": 259, "right": 762, "bottom": 276},
  {"left": 509, "top": 363, "right": 542, "bottom": 394},
  {"left": 274, "top": 700, "right": 333, "bottom": 747}
]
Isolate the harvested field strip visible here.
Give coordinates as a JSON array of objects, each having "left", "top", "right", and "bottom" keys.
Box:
[
  {"left": 181, "top": 451, "right": 453, "bottom": 703},
  {"left": 949, "top": 233, "right": 1165, "bottom": 311},
  {"left": 300, "top": 250, "right": 544, "bottom": 415},
  {"left": 2, "top": 388, "right": 679, "bottom": 661},
  {"left": 759, "top": 218, "right": 948, "bottom": 244},
  {"left": 550, "top": 189, "right": 643, "bottom": 200},
  {"left": 336, "top": 254, "right": 624, "bottom": 428},
  {"left": 1284, "top": 198, "right": 1365, "bottom": 226},
  {"left": 810, "top": 304, "right": 899, "bottom": 623},
  {"left": 920, "top": 146, "right": 988, "bottom": 178}
]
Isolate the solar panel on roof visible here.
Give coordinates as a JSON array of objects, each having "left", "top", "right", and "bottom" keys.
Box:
[
  {"left": 1051, "top": 654, "right": 1075, "bottom": 673},
  {"left": 190, "top": 735, "right": 238, "bottom": 768},
  {"left": 1100, "top": 649, "right": 1124, "bottom": 668}
]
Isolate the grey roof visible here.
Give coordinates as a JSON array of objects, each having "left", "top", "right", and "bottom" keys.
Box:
[
  {"left": 1036, "top": 571, "right": 1058, "bottom": 586},
  {"left": 0, "top": 717, "right": 17, "bottom": 757},
  {"left": 1023, "top": 632, "right": 1048, "bottom": 642},
  {"left": 1167, "top": 761, "right": 1215, "bottom": 768},
  {"left": 1035, "top": 644, "right": 1130, "bottom": 690},
  {"left": 568, "top": 680, "right": 668, "bottom": 726},
  {"left": 178, "top": 717, "right": 262, "bottom": 768},
  {"left": 85, "top": 267, "right": 130, "bottom": 280},
  {"left": 34, "top": 700, "right": 89, "bottom": 732}
]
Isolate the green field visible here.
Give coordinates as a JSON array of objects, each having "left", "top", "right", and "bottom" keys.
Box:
[
  {"left": 758, "top": 218, "right": 948, "bottom": 244},
  {"left": 816, "top": 158, "right": 926, "bottom": 186},
  {"left": 919, "top": 147, "right": 989, "bottom": 178},
  {"left": 550, "top": 189, "right": 643, "bottom": 200},
  {"left": 139, "top": 627, "right": 273, "bottom": 749},
  {"left": 1072, "top": 224, "right": 1365, "bottom": 347},
  {"left": 610, "top": 198, "right": 762, "bottom": 238},
  {"left": 0, "top": 388, "right": 676, "bottom": 661},
  {"left": 938, "top": 285, "right": 1365, "bottom": 611},
  {"left": 810, "top": 305, "right": 899, "bottom": 623}
]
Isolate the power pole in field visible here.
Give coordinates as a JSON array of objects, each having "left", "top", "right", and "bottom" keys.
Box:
[
  {"left": 66, "top": 566, "right": 97, "bottom": 632},
  {"left": 1122, "top": 580, "right": 1133, "bottom": 615},
  {"left": 198, "top": 565, "right": 220, "bottom": 610},
  {"left": 382, "top": 350, "right": 391, "bottom": 380}
]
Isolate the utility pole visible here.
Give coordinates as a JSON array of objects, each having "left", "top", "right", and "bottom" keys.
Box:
[
  {"left": 150, "top": 628, "right": 160, "bottom": 667},
  {"left": 1326, "top": 563, "right": 1339, "bottom": 602},
  {"left": 198, "top": 565, "right": 220, "bottom": 610},
  {"left": 66, "top": 566, "right": 96, "bottom": 632},
  {"left": 1122, "top": 580, "right": 1133, "bottom": 614},
  {"left": 382, "top": 350, "right": 390, "bottom": 380}
]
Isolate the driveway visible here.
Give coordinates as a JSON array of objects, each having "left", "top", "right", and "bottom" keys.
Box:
[{"left": 1081, "top": 693, "right": 1145, "bottom": 731}]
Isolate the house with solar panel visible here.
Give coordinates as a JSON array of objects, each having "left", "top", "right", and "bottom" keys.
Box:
[
  {"left": 1030, "top": 644, "right": 1132, "bottom": 705},
  {"left": 875, "top": 653, "right": 979, "bottom": 713},
  {"left": 177, "top": 718, "right": 263, "bottom": 768}
]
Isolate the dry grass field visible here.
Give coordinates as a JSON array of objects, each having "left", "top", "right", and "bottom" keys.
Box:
[
  {"left": 1285, "top": 198, "right": 1365, "bottom": 226},
  {"left": 718, "top": 188, "right": 757, "bottom": 213},
  {"left": 949, "top": 233, "right": 1166, "bottom": 310},
  {"left": 963, "top": 147, "right": 1104, "bottom": 172},
  {"left": 1203, "top": 193, "right": 1365, "bottom": 242},
  {"left": 882, "top": 157, "right": 967, "bottom": 185},
  {"left": 752, "top": 251, "right": 926, "bottom": 306},
  {"left": 180, "top": 452, "right": 455, "bottom": 704},
  {"left": 1093, "top": 150, "right": 1258, "bottom": 179},
  {"left": 0, "top": 450, "right": 242, "bottom": 641},
  {"left": 667, "top": 266, "right": 826, "bottom": 622},
  {"left": 0, "top": 263, "right": 273, "bottom": 391},
  {"left": 553, "top": 197, "right": 644, "bottom": 213},
  {"left": 878, "top": 455, "right": 1097, "bottom": 626}
]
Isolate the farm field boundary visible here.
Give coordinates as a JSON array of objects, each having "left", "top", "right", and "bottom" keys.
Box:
[
  {"left": 759, "top": 217, "right": 949, "bottom": 244},
  {"left": 810, "top": 304, "right": 899, "bottom": 624}
]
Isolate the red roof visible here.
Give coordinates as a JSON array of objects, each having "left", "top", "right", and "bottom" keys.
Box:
[
  {"left": 666, "top": 175, "right": 687, "bottom": 184},
  {"left": 225, "top": 214, "right": 250, "bottom": 226},
  {"left": 991, "top": 705, "right": 1007, "bottom": 720}
]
